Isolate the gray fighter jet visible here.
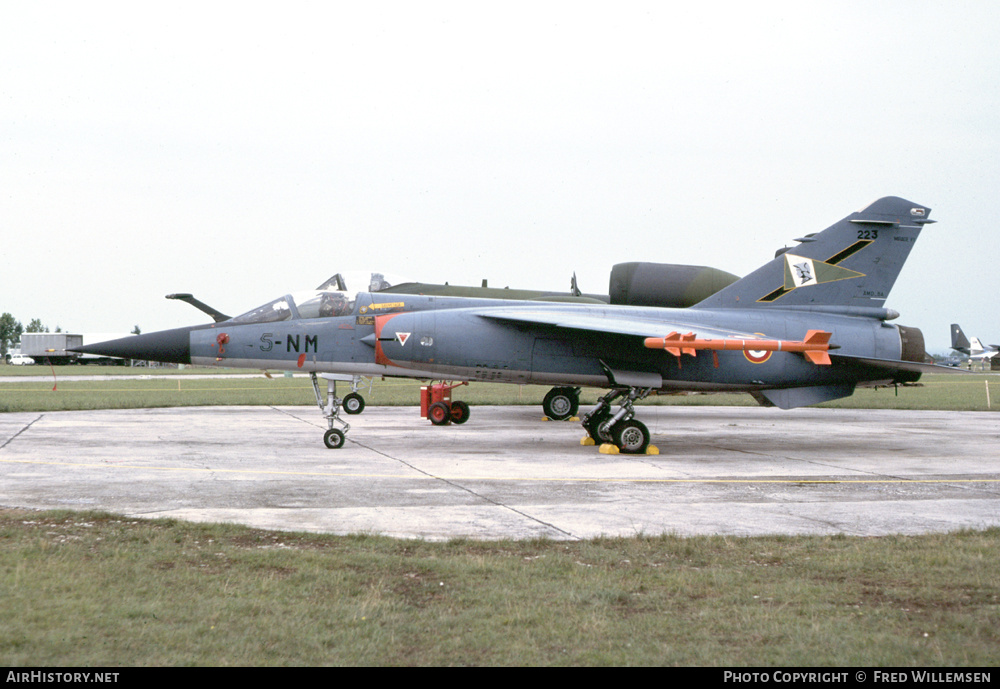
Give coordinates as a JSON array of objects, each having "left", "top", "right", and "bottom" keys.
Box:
[
  {"left": 163, "top": 264, "right": 740, "bottom": 419},
  {"left": 73, "top": 196, "right": 944, "bottom": 453}
]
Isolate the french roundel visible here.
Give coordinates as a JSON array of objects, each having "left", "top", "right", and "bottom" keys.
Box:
[
  {"left": 744, "top": 349, "right": 772, "bottom": 364},
  {"left": 744, "top": 335, "right": 772, "bottom": 364}
]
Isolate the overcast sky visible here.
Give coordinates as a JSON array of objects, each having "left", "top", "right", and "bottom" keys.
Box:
[{"left": 3, "top": 2, "right": 998, "bottom": 351}]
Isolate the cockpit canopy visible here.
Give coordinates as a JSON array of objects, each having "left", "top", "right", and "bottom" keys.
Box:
[
  {"left": 316, "top": 271, "right": 399, "bottom": 293},
  {"left": 228, "top": 272, "right": 406, "bottom": 325},
  {"left": 229, "top": 291, "right": 356, "bottom": 324}
]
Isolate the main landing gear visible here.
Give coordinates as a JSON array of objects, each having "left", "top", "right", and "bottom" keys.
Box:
[
  {"left": 311, "top": 372, "right": 350, "bottom": 449},
  {"left": 580, "top": 387, "right": 653, "bottom": 454},
  {"left": 542, "top": 386, "right": 581, "bottom": 420}
]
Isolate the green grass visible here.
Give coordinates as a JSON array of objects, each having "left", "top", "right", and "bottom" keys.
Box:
[
  {"left": 1, "top": 369, "right": 997, "bottom": 413},
  {"left": 818, "top": 376, "right": 999, "bottom": 411},
  {"left": 0, "top": 363, "right": 249, "bottom": 377},
  {"left": 2, "top": 510, "right": 998, "bottom": 666},
  {"left": 0, "top": 375, "right": 319, "bottom": 412}
]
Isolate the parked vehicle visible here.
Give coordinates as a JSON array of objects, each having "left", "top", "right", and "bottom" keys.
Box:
[{"left": 19, "top": 333, "right": 83, "bottom": 365}]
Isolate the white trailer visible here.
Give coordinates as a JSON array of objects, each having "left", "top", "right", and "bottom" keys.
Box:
[{"left": 19, "top": 333, "right": 84, "bottom": 365}]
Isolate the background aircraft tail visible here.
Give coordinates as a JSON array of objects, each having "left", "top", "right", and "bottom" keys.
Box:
[
  {"left": 951, "top": 324, "right": 971, "bottom": 354},
  {"left": 695, "top": 196, "right": 933, "bottom": 311}
]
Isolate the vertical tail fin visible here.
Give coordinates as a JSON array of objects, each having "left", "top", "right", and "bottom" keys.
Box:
[
  {"left": 695, "top": 197, "right": 934, "bottom": 310},
  {"left": 951, "top": 324, "right": 971, "bottom": 354}
]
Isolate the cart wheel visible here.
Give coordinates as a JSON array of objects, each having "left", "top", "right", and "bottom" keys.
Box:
[
  {"left": 450, "top": 400, "right": 470, "bottom": 424},
  {"left": 428, "top": 401, "right": 451, "bottom": 426}
]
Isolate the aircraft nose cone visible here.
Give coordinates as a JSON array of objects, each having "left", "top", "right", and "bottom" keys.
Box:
[{"left": 69, "top": 326, "right": 199, "bottom": 364}]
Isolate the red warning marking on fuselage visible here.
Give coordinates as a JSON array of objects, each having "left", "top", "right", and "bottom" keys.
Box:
[{"left": 374, "top": 313, "right": 403, "bottom": 368}]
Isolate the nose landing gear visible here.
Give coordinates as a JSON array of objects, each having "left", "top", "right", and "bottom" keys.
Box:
[{"left": 311, "top": 372, "right": 350, "bottom": 449}]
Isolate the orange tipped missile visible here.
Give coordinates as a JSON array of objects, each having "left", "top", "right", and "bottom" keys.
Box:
[{"left": 644, "top": 329, "right": 834, "bottom": 365}]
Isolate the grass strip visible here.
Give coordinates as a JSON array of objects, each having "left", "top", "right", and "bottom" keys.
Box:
[
  {"left": 1, "top": 373, "right": 998, "bottom": 413},
  {"left": 1, "top": 510, "right": 997, "bottom": 666}
]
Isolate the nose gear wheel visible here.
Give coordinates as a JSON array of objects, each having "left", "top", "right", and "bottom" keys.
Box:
[{"left": 311, "top": 372, "right": 351, "bottom": 449}]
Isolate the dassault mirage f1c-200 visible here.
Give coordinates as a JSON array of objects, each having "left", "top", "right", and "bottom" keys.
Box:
[{"left": 74, "top": 196, "right": 944, "bottom": 453}]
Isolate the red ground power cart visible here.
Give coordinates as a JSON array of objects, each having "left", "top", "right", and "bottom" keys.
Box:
[{"left": 420, "top": 381, "right": 470, "bottom": 426}]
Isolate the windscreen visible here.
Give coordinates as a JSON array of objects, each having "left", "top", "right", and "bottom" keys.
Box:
[
  {"left": 229, "top": 296, "right": 293, "bottom": 324},
  {"left": 229, "top": 291, "right": 356, "bottom": 324}
]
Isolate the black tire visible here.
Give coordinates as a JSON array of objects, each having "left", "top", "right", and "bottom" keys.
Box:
[
  {"left": 428, "top": 401, "right": 451, "bottom": 426},
  {"left": 583, "top": 410, "right": 613, "bottom": 443},
  {"left": 323, "top": 428, "right": 345, "bottom": 449},
  {"left": 612, "top": 419, "right": 649, "bottom": 454},
  {"left": 542, "top": 387, "right": 579, "bottom": 420},
  {"left": 450, "top": 400, "right": 471, "bottom": 424},
  {"left": 343, "top": 392, "right": 365, "bottom": 415}
]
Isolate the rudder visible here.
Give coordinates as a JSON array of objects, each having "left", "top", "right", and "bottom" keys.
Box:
[{"left": 695, "top": 196, "right": 933, "bottom": 310}]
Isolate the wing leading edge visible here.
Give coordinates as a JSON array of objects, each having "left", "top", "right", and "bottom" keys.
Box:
[{"left": 476, "top": 307, "right": 754, "bottom": 341}]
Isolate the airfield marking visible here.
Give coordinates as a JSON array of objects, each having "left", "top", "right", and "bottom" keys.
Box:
[
  {"left": 0, "top": 414, "right": 44, "bottom": 451},
  {"left": 1, "top": 456, "right": 998, "bottom": 485}
]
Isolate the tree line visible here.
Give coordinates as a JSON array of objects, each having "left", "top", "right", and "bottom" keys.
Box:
[{"left": 0, "top": 313, "right": 61, "bottom": 358}]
